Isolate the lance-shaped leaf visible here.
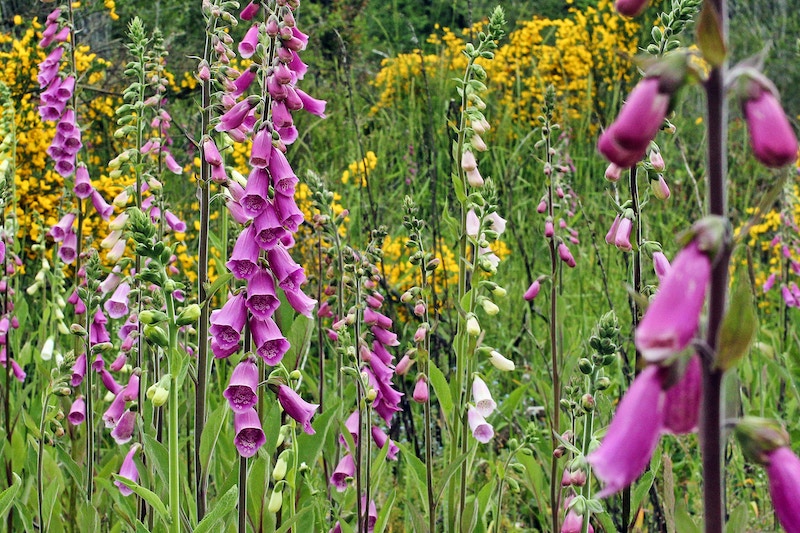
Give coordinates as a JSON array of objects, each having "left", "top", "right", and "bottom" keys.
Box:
[
  {"left": 696, "top": 1, "right": 727, "bottom": 68},
  {"left": 715, "top": 273, "right": 757, "bottom": 371}
]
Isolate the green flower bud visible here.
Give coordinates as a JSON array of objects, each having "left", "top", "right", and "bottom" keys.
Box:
[
  {"left": 176, "top": 304, "right": 201, "bottom": 326},
  {"left": 578, "top": 358, "right": 593, "bottom": 375},
  {"left": 267, "top": 489, "right": 283, "bottom": 513},
  {"left": 144, "top": 324, "right": 169, "bottom": 348}
]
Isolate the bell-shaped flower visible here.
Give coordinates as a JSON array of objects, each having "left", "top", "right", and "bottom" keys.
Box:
[
  {"left": 276, "top": 384, "right": 318, "bottom": 435},
  {"left": 254, "top": 203, "right": 287, "bottom": 250},
  {"left": 371, "top": 425, "right": 399, "bottom": 460},
  {"left": 652, "top": 251, "right": 671, "bottom": 281},
  {"left": 467, "top": 405, "right": 494, "bottom": 443},
  {"left": 73, "top": 164, "right": 94, "bottom": 199},
  {"left": 241, "top": 167, "right": 271, "bottom": 218},
  {"left": 614, "top": 0, "right": 650, "bottom": 17},
  {"left": 111, "top": 409, "right": 137, "bottom": 445},
  {"left": 662, "top": 354, "right": 702, "bottom": 434},
  {"left": 104, "top": 281, "right": 131, "bottom": 319},
  {"left": 295, "top": 89, "right": 327, "bottom": 117},
  {"left": 251, "top": 317, "right": 290, "bottom": 365},
  {"left": 224, "top": 357, "right": 259, "bottom": 413},
  {"left": 245, "top": 268, "right": 280, "bottom": 320},
  {"left": 50, "top": 213, "right": 76, "bottom": 242},
  {"left": 412, "top": 376, "right": 428, "bottom": 403},
  {"left": 330, "top": 453, "right": 355, "bottom": 492},
  {"left": 226, "top": 225, "right": 261, "bottom": 280},
  {"left": 115, "top": 444, "right": 140, "bottom": 496},
  {"left": 587, "top": 365, "right": 665, "bottom": 497},
  {"left": 238, "top": 23, "right": 260, "bottom": 58},
  {"left": 635, "top": 240, "right": 711, "bottom": 362},
  {"left": 472, "top": 376, "right": 497, "bottom": 417},
  {"left": 233, "top": 407, "right": 266, "bottom": 458},
  {"left": 765, "top": 447, "right": 800, "bottom": 532},
  {"left": 742, "top": 84, "right": 798, "bottom": 168},
  {"left": 68, "top": 396, "right": 86, "bottom": 425},
  {"left": 209, "top": 293, "right": 248, "bottom": 353},
  {"left": 267, "top": 245, "right": 306, "bottom": 292},
  {"left": 268, "top": 148, "right": 298, "bottom": 197},
  {"left": 284, "top": 287, "right": 317, "bottom": 318}
]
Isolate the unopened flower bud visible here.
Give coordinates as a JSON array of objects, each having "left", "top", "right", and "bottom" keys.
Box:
[
  {"left": 267, "top": 489, "right": 283, "bottom": 513},
  {"left": 578, "top": 358, "right": 593, "bottom": 375},
  {"left": 176, "top": 303, "right": 201, "bottom": 326},
  {"left": 466, "top": 315, "right": 481, "bottom": 337}
]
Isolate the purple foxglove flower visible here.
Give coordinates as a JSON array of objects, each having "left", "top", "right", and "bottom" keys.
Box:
[
  {"left": 371, "top": 425, "right": 399, "bottom": 460},
  {"left": 662, "top": 354, "right": 701, "bottom": 434},
  {"left": 284, "top": 287, "right": 317, "bottom": 318},
  {"left": 50, "top": 212, "right": 75, "bottom": 242},
  {"left": 56, "top": 108, "right": 77, "bottom": 136},
  {"left": 286, "top": 50, "right": 308, "bottom": 79},
  {"left": 272, "top": 101, "right": 293, "bottom": 129},
  {"left": 211, "top": 162, "right": 228, "bottom": 183},
  {"left": 614, "top": 217, "right": 633, "bottom": 252},
  {"left": 109, "top": 353, "right": 127, "bottom": 372},
  {"left": 782, "top": 284, "right": 798, "bottom": 307},
  {"left": 371, "top": 325, "right": 399, "bottom": 347},
  {"left": 91, "top": 190, "right": 114, "bottom": 220},
  {"left": 254, "top": 203, "right": 287, "bottom": 250},
  {"left": 267, "top": 246, "right": 306, "bottom": 291},
  {"left": 742, "top": 87, "right": 798, "bottom": 168},
  {"left": 104, "top": 281, "right": 130, "bottom": 319},
  {"left": 203, "top": 137, "right": 223, "bottom": 166},
  {"left": 250, "top": 128, "right": 273, "bottom": 168},
  {"left": 295, "top": 89, "right": 327, "bottom": 117},
  {"left": 765, "top": 446, "right": 800, "bottom": 533},
  {"left": 216, "top": 98, "right": 255, "bottom": 132},
  {"left": 467, "top": 406, "right": 494, "bottom": 443},
  {"left": 273, "top": 192, "right": 304, "bottom": 232},
  {"left": 241, "top": 167, "right": 271, "bottom": 218},
  {"left": 54, "top": 156, "right": 76, "bottom": 177},
  {"left": 99, "top": 369, "right": 123, "bottom": 395},
  {"left": 524, "top": 280, "right": 541, "bottom": 301},
  {"left": 115, "top": 444, "right": 140, "bottom": 496},
  {"left": 395, "top": 354, "right": 414, "bottom": 376},
  {"left": 330, "top": 453, "right": 355, "bottom": 492},
  {"left": 68, "top": 396, "right": 86, "bottom": 425},
  {"left": 251, "top": 317, "right": 290, "bottom": 365},
  {"left": 361, "top": 498, "right": 378, "bottom": 532},
  {"left": 587, "top": 365, "right": 665, "bottom": 497},
  {"left": 111, "top": 409, "right": 136, "bottom": 444},
  {"left": 558, "top": 242, "right": 576, "bottom": 268},
  {"left": 598, "top": 78, "right": 671, "bottom": 167},
  {"left": 233, "top": 407, "right": 266, "bottom": 458},
  {"left": 226, "top": 225, "right": 261, "bottom": 279},
  {"left": 268, "top": 148, "right": 298, "bottom": 196},
  {"left": 164, "top": 151, "right": 182, "bottom": 174},
  {"left": 544, "top": 219, "right": 554, "bottom": 238},
  {"left": 224, "top": 357, "right": 259, "bottom": 413},
  {"left": 55, "top": 75, "right": 75, "bottom": 102},
  {"left": 238, "top": 24, "right": 260, "bottom": 58},
  {"left": 363, "top": 307, "right": 393, "bottom": 330},
  {"left": 371, "top": 340, "right": 394, "bottom": 365},
  {"left": 561, "top": 508, "right": 594, "bottom": 533},
  {"left": 339, "top": 410, "right": 360, "bottom": 448},
  {"left": 652, "top": 251, "right": 671, "bottom": 281},
  {"left": 210, "top": 293, "right": 248, "bottom": 352},
  {"left": 635, "top": 241, "right": 711, "bottom": 362},
  {"left": 164, "top": 211, "right": 186, "bottom": 233},
  {"left": 233, "top": 67, "right": 258, "bottom": 97},
  {"left": 472, "top": 376, "right": 497, "bottom": 417},
  {"left": 276, "top": 385, "right": 318, "bottom": 435},
  {"left": 412, "top": 376, "right": 429, "bottom": 403},
  {"left": 71, "top": 352, "right": 87, "bottom": 387},
  {"left": 121, "top": 373, "right": 140, "bottom": 402},
  {"left": 240, "top": 1, "right": 259, "bottom": 20},
  {"left": 211, "top": 338, "right": 240, "bottom": 359},
  {"left": 245, "top": 269, "right": 280, "bottom": 320},
  {"left": 615, "top": 0, "right": 650, "bottom": 17},
  {"left": 90, "top": 309, "right": 110, "bottom": 344}
]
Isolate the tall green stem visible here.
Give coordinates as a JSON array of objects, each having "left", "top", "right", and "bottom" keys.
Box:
[{"left": 166, "top": 294, "right": 181, "bottom": 533}]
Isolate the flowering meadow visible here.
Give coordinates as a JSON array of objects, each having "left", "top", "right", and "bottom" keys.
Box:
[{"left": 1, "top": 0, "right": 800, "bottom": 531}]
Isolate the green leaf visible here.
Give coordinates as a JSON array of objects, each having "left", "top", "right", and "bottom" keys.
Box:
[
  {"left": 674, "top": 500, "right": 701, "bottom": 533},
  {"left": 283, "top": 314, "right": 314, "bottom": 369},
  {"left": 374, "top": 488, "right": 396, "bottom": 533},
  {"left": 55, "top": 444, "right": 82, "bottom": 488},
  {"left": 716, "top": 273, "right": 757, "bottom": 371},
  {"left": 275, "top": 506, "right": 314, "bottom": 533},
  {"left": 143, "top": 433, "right": 170, "bottom": 486},
  {"left": 199, "top": 403, "right": 229, "bottom": 477},
  {"left": 630, "top": 470, "right": 656, "bottom": 516},
  {"left": 112, "top": 475, "right": 170, "bottom": 523},
  {"left": 297, "top": 402, "right": 338, "bottom": 468},
  {"left": 428, "top": 363, "right": 453, "bottom": 423},
  {"left": 0, "top": 472, "right": 21, "bottom": 519},
  {"left": 201, "top": 271, "right": 233, "bottom": 308},
  {"left": 450, "top": 172, "right": 467, "bottom": 203},
  {"left": 725, "top": 503, "right": 748, "bottom": 533},
  {"left": 434, "top": 452, "right": 470, "bottom": 506},
  {"left": 194, "top": 483, "right": 238, "bottom": 533},
  {"left": 696, "top": 1, "right": 727, "bottom": 68},
  {"left": 399, "top": 442, "right": 428, "bottom": 506},
  {"left": 595, "top": 511, "right": 618, "bottom": 533}
]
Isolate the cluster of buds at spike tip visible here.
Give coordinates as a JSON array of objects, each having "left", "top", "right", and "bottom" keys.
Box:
[
  {"left": 598, "top": 52, "right": 689, "bottom": 168},
  {"left": 733, "top": 70, "right": 798, "bottom": 168}
]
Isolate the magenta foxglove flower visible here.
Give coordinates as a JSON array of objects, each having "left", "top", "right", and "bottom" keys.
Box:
[
  {"left": 268, "top": 148, "right": 299, "bottom": 196},
  {"left": 239, "top": 24, "right": 260, "bottom": 58},
  {"left": 267, "top": 246, "right": 305, "bottom": 291},
  {"left": 71, "top": 352, "right": 87, "bottom": 387},
  {"left": 614, "top": 217, "right": 633, "bottom": 252},
  {"left": 295, "top": 89, "right": 327, "bottom": 117},
  {"left": 216, "top": 98, "right": 255, "bottom": 132},
  {"left": 558, "top": 242, "right": 576, "bottom": 268},
  {"left": 224, "top": 357, "right": 259, "bottom": 413},
  {"left": 245, "top": 268, "right": 280, "bottom": 320},
  {"left": 250, "top": 128, "right": 272, "bottom": 168},
  {"left": 276, "top": 385, "right": 318, "bottom": 435},
  {"left": 524, "top": 279, "right": 541, "bottom": 301},
  {"left": 104, "top": 281, "right": 131, "bottom": 319},
  {"left": 742, "top": 86, "right": 798, "bottom": 168},
  {"left": 111, "top": 409, "right": 136, "bottom": 445},
  {"left": 561, "top": 508, "right": 594, "bottom": 533},
  {"left": 395, "top": 354, "right": 414, "bottom": 376},
  {"left": 662, "top": 354, "right": 702, "bottom": 434},
  {"left": 598, "top": 77, "right": 671, "bottom": 168},
  {"left": 467, "top": 405, "right": 494, "bottom": 443},
  {"left": 635, "top": 241, "right": 711, "bottom": 362},
  {"left": 241, "top": 167, "right": 271, "bottom": 217},
  {"left": 587, "top": 365, "right": 665, "bottom": 497},
  {"left": 371, "top": 425, "right": 399, "bottom": 460},
  {"left": 233, "top": 407, "right": 266, "bottom": 458},
  {"left": 73, "top": 164, "right": 93, "bottom": 199},
  {"left": 472, "top": 376, "right": 497, "bottom": 417},
  {"left": 250, "top": 317, "right": 290, "bottom": 365},
  {"left": 91, "top": 190, "right": 114, "bottom": 220},
  {"left": 226, "top": 225, "right": 261, "bottom": 280},
  {"left": 209, "top": 293, "right": 248, "bottom": 355},
  {"left": 50, "top": 212, "right": 76, "bottom": 242},
  {"left": 412, "top": 376, "right": 428, "bottom": 403},
  {"left": 652, "top": 251, "right": 671, "bottom": 281},
  {"left": 68, "top": 396, "right": 86, "bottom": 425},
  {"left": 330, "top": 453, "right": 355, "bottom": 492},
  {"left": 615, "top": 0, "right": 650, "bottom": 17},
  {"left": 240, "top": 1, "right": 259, "bottom": 20},
  {"left": 115, "top": 444, "right": 140, "bottom": 496},
  {"left": 58, "top": 230, "right": 77, "bottom": 263},
  {"left": 765, "top": 446, "right": 800, "bottom": 533}
]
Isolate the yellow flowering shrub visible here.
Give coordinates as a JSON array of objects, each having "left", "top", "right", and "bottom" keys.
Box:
[
  {"left": 371, "top": 0, "right": 639, "bottom": 125},
  {"left": 341, "top": 150, "right": 378, "bottom": 186}
]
